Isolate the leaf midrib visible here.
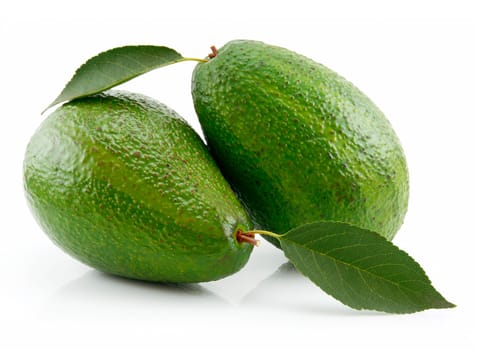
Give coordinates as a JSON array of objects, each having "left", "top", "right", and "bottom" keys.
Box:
[
  {"left": 283, "top": 233, "right": 429, "bottom": 296},
  {"left": 46, "top": 46, "right": 188, "bottom": 111}
]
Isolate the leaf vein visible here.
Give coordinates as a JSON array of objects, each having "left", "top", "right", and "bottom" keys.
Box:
[{"left": 283, "top": 237, "right": 426, "bottom": 295}]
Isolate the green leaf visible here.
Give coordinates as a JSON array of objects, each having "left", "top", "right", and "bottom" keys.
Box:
[
  {"left": 45, "top": 45, "right": 190, "bottom": 112},
  {"left": 279, "top": 221, "right": 455, "bottom": 313}
]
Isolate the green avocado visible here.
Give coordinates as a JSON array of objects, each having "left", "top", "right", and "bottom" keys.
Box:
[
  {"left": 192, "top": 40, "right": 409, "bottom": 246},
  {"left": 24, "top": 90, "right": 253, "bottom": 282}
]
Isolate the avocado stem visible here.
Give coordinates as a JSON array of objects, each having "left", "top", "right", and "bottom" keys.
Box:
[
  {"left": 208, "top": 46, "right": 218, "bottom": 59},
  {"left": 236, "top": 230, "right": 260, "bottom": 246}
]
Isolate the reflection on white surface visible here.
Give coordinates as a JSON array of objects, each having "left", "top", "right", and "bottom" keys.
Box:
[
  {"left": 42, "top": 271, "right": 229, "bottom": 320},
  {"left": 41, "top": 252, "right": 339, "bottom": 321},
  {"left": 241, "top": 262, "right": 377, "bottom": 316},
  {"left": 39, "top": 242, "right": 287, "bottom": 321},
  {"left": 41, "top": 259, "right": 363, "bottom": 321}
]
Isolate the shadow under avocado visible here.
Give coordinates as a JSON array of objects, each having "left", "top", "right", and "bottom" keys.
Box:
[
  {"left": 241, "top": 262, "right": 380, "bottom": 316},
  {"left": 96, "top": 271, "right": 215, "bottom": 296},
  {"left": 42, "top": 269, "right": 229, "bottom": 318}
]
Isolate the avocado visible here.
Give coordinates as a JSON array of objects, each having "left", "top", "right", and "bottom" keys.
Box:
[
  {"left": 24, "top": 90, "right": 253, "bottom": 282},
  {"left": 192, "top": 40, "right": 409, "bottom": 246}
]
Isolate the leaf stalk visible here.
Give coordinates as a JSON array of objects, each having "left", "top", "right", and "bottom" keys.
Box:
[
  {"left": 244, "top": 230, "right": 283, "bottom": 239},
  {"left": 182, "top": 57, "right": 209, "bottom": 63}
]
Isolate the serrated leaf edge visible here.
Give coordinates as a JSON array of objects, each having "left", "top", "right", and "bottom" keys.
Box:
[
  {"left": 43, "top": 45, "right": 194, "bottom": 113},
  {"left": 281, "top": 222, "right": 455, "bottom": 313}
]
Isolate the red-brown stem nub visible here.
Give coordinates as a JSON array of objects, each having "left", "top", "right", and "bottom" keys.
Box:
[
  {"left": 208, "top": 45, "right": 218, "bottom": 59},
  {"left": 236, "top": 230, "right": 260, "bottom": 246}
]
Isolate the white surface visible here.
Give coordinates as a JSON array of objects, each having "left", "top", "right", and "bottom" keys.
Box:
[{"left": 1, "top": 1, "right": 476, "bottom": 349}]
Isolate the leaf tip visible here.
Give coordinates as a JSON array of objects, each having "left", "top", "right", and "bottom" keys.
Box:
[
  {"left": 435, "top": 299, "right": 456, "bottom": 310},
  {"left": 41, "top": 103, "right": 54, "bottom": 115},
  {"left": 42, "top": 95, "right": 65, "bottom": 114}
]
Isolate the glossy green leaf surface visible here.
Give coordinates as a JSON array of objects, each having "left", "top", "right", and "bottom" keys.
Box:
[
  {"left": 279, "top": 221, "right": 455, "bottom": 313},
  {"left": 46, "top": 45, "right": 185, "bottom": 111}
]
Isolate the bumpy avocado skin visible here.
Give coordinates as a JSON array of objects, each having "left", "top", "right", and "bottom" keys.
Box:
[
  {"left": 24, "top": 91, "right": 252, "bottom": 282},
  {"left": 192, "top": 40, "right": 409, "bottom": 244}
]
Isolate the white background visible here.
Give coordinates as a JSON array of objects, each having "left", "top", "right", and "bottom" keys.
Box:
[{"left": 1, "top": 1, "right": 476, "bottom": 349}]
